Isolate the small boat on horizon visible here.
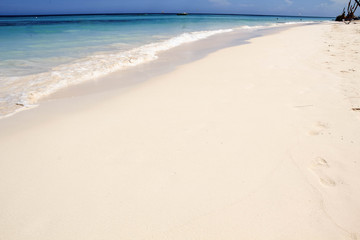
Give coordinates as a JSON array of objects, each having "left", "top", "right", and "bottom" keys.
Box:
[{"left": 177, "top": 12, "right": 188, "bottom": 16}]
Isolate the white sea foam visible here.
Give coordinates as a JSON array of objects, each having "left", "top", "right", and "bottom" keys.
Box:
[
  {"left": 236, "top": 21, "right": 316, "bottom": 31},
  {"left": 0, "top": 28, "right": 233, "bottom": 118}
]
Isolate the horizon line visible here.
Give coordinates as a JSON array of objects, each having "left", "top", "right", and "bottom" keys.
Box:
[{"left": 0, "top": 12, "right": 334, "bottom": 19}]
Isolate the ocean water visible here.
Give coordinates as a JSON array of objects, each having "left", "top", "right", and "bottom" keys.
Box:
[{"left": 0, "top": 14, "right": 331, "bottom": 117}]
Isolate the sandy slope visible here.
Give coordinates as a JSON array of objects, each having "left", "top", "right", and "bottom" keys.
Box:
[{"left": 0, "top": 22, "right": 359, "bottom": 240}]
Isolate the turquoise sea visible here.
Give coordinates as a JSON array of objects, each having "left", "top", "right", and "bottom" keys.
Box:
[{"left": 0, "top": 14, "right": 331, "bottom": 117}]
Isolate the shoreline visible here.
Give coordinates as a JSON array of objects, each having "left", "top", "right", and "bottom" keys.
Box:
[
  {"left": 45, "top": 25, "right": 288, "bottom": 99},
  {"left": 0, "top": 22, "right": 318, "bottom": 119},
  {"left": 0, "top": 22, "right": 359, "bottom": 239}
]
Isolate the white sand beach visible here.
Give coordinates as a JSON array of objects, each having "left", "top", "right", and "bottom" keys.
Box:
[{"left": 0, "top": 22, "right": 359, "bottom": 239}]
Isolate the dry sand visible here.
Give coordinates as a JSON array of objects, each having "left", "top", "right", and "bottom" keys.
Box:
[{"left": 0, "top": 22, "right": 359, "bottom": 239}]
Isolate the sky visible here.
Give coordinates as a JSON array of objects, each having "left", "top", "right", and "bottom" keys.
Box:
[{"left": 0, "top": 0, "right": 351, "bottom": 17}]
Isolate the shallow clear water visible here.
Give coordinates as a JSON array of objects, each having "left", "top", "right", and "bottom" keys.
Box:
[{"left": 0, "top": 14, "right": 331, "bottom": 117}]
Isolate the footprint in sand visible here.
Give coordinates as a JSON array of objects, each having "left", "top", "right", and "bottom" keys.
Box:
[
  {"left": 312, "top": 157, "right": 329, "bottom": 168},
  {"left": 319, "top": 175, "right": 336, "bottom": 187},
  {"left": 308, "top": 121, "right": 329, "bottom": 136},
  {"left": 310, "top": 157, "right": 336, "bottom": 187}
]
